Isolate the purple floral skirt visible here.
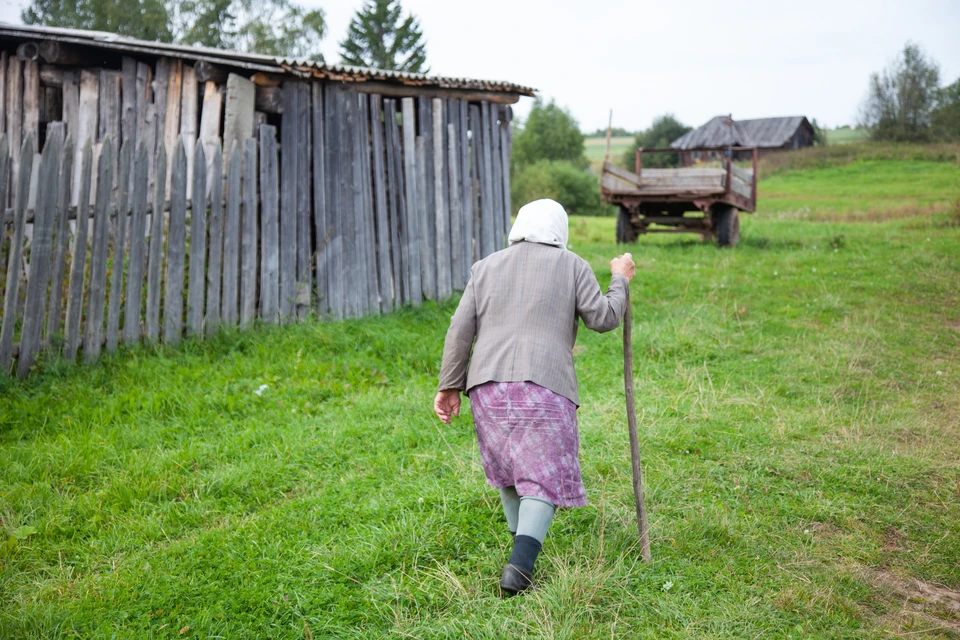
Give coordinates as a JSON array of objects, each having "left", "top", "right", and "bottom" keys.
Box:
[{"left": 469, "top": 381, "right": 587, "bottom": 507}]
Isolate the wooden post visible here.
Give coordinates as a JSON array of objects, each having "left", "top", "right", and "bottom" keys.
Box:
[
  {"left": 23, "top": 61, "right": 39, "bottom": 153},
  {"left": 73, "top": 70, "right": 98, "bottom": 206},
  {"left": 123, "top": 143, "right": 149, "bottom": 344},
  {"left": 459, "top": 101, "right": 471, "bottom": 278},
  {"left": 239, "top": 138, "right": 258, "bottom": 328},
  {"left": 144, "top": 145, "right": 166, "bottom": 341},
  {"left": 312, "top": 81, "right": 328, "bottom": 316},
  {"left": 468, "top": 105, "right": 482, "bottom": 264},
  {"left": 279, "top": 81, "right": 298, "bottom": 322},
  {"left": 384, "top": 98, "right": 405, "bottom": 305},
  {"left": 121, "top": 57, "right": 138, "bottom": 192},
  {"left": 98, "top": 70, "right": 121, "bottom": 184},
  {"left": 0, "top": 136, "right": 31, "bottom": 373},
  {"left": 417, "top": 96, "right": 436, "bottom": 300},
  {"left": 186, "top": 141, "right": 207, "bottom": 337},
  {"left": 18, "top": 133, "right": 59, "bottom": 375},
  {"left": 259, "top": 124, "right": 280, "bottom": 324},
  {"left": 296, "top": 83, "right": 312, "bottom": 320},
  {"left": 223, "top": 73, "right": 254, "bottom": 159},
  {"left": 500, "top": 106, "right": 513, "bottom": 239},
  {"left": 342, "top": 90, "right": 359, "bottom": 318},
  {"left": 104, "top": 141, "right": 130, "bottom": 353},
  {"left": 358, "top": 93, "right": 377, "bottom": 316},
  {"left": 199, "top": 80, "right": 223, "bottom": 193},
  {"left": 64, "top": 142, "right": 91, "bottom": 360},
  {"left": 221, "top": 142, "right": 241, "bottom": 327},
  {"left": 180, "top": 63, "right": 197, "bottom": 200},
  {"left": 488, "top": 101, "right": 503, "bottom": 252},
  {"left": 447, "top": 122, "right": 462, "bottom": 291},
  {"left": 162, "top": 59, "right": 182, "bottom": 195},
  {"left": 415, "top": 135, "right": 430, "bottom": 302},
  {"left": 82, "top": 137, "right": 113, "bottom": 363},
  {"left": 479, "top": 102, "right": 495, "bottom": 258},
  {"left": 371, "top": 95, "right": 392, "bottom": 313},
  {"left": 432, "top": 98, "right": 450, "bottom": 299},
  {"left": 163, "top": 137, "right": 187, "bottom": 344},
  {"left": 323, "top": 85, "right": 344, "bottom": 319},
  {"left": 205, "top": 142, "right": 223, "bottom": 333},
  {"left": 45, "top": 135, "right": 73, "bottom": 345},
  {"left": 6, "top": 57, "right": 22, "bottom": 204},
  {"left": 400, "top": 97, "right": 421, "bottom": 305}
]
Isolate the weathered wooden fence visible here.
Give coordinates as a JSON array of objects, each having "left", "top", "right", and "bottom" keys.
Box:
[{"left": 0, "top": 87, "right": 513, "bottom": 376}]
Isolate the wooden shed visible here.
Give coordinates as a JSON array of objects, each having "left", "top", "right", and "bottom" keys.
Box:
[
  {"left": 671, "top": 115, "right": 814, "bottom": 166},
  {"left": 0, "top": 22, "right": 534, "bottom": 376}
]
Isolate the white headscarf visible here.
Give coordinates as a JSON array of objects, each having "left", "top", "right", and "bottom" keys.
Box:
[{"left": 507, "top": 199, "right": 568, "bottom": 249}]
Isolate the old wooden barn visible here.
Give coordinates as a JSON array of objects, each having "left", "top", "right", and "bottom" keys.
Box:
[
  {"left": 0, "top": 23, "right": 534, "bottom": 376},
  {"left": 671, "top": 115, "right": 814, "bottom": 166}
]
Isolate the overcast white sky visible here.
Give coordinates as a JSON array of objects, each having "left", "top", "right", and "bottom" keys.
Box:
[{"left": 1, "top": 0, "right": 957, "bottom": 132}]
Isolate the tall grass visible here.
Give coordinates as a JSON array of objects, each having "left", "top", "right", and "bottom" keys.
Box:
[{"left": 758, "top": 142, "right": 960, "bottom": 178}]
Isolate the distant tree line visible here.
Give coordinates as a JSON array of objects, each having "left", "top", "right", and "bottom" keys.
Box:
[
  {"left": 860, "top": 42, "right": 959, "bottom": 142},
  {"left": 21, "top": 0, "right": 428, "bottom": 70}
]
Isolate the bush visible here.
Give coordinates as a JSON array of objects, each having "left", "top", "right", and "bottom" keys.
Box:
[{"left": 511, "top": 160, "right": 612, "bottom": 217}]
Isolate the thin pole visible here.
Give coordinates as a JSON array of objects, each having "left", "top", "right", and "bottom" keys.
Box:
[
  {"left": 603, "top": 109, "right": 613, "bottom": 164},
  {"left": 622, "top": 279, "right": 651, "bottom": 561}
]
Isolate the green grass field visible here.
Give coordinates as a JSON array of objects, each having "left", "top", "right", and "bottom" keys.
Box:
[
  {"left": 827, "top": 128, "right": 870, "bottom": 145},
  {"left": 2, "top": 158, "right": 959, "bottom": 638},
  {"left": 585, "top": 135, "right": 633, "bottom": 172}
]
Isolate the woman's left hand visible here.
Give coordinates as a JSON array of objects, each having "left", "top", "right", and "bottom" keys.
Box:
[{"left": 434, "top": 390, "right": 461, "bottom": 424}]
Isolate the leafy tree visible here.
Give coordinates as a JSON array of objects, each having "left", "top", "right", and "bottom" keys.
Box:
[
  {"left": 23, "top": 0, "right": 175, "bottom": 42},
  {"left": 623, "top": 114, "right": 691, "bottom": 170},
  {"left": 859, "top": 42, "right": 941, "bottom": 142},
  {"left": 339, "top": 0, "right": 427, "bottom": 72},
  {"left": 512, "top": 99, "right": 586, "bottom": 170},
  {"left": 588, "top": 126, "right": 633, "bottom": 138},
  {"left": 810, "top": 118, "right": 828, "bottom": 146},
  {"left": 931, "top": 78, "right": 960, "bottom": 141},
  {"left": 512, "top": 160, "right": 609, "bottom": 217},
  {"left": 24, "top": 0, "right": 326, "bottom": 59}
]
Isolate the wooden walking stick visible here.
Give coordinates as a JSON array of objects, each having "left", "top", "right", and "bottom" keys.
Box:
[{"left": 622, "top": 264, "right": 652, "bottom": 561}]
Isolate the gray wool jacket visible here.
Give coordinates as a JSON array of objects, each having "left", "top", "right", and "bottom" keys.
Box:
[{"left": 438, "top": 241, "right": 629, "bottom": 406}]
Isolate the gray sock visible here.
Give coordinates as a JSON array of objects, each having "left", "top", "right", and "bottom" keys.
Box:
[
  {"left": 499, "top": 486, "right": 520, "bottom": 534},
  {"left": 515, "top": 496, "right": 556, "bottom": 544}
]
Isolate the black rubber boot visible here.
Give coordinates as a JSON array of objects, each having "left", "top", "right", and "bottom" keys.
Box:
[{"left": 499, "top": 563, "right": 533, "bottom": 596}]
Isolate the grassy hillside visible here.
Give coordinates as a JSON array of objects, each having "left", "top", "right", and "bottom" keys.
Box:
[{"left": 2, "top": 161, "right": 959, "bottom": 638}]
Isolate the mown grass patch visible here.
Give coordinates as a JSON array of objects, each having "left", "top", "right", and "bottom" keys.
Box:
[{"left": 2, "top": 162, "right": 959, "bottom": 638}]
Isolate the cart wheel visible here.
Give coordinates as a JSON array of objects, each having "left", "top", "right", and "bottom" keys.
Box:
[
  {"left": 712, "top": 206, "right": 740, "bottom": 247},
  {"left": 616, "top": 206, "right": 638, "bottom": 244}
]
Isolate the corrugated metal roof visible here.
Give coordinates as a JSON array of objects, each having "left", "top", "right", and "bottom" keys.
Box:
[
  {"left": 0, "top": 22, "right": 536, "bottom": 97},
  {"left": 671, "top": 115, "right": 810, "bottom": 149}
]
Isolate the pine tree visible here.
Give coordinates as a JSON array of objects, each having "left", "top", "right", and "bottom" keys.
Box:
[{"left": 339, "top": 0, "right": 427, "bottom": 73}]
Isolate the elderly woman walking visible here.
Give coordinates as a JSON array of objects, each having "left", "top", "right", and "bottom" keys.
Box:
[{"left": 434, "top": 198, "right": 636, "bottom": 595}]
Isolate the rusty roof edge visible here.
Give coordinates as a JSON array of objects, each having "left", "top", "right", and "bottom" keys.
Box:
[{"left": 0, "top": 22, "right": 537, "bottom": 96}]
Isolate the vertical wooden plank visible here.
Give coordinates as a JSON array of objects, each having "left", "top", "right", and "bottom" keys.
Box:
[
  {"left": 458, "top": 100, "right": 471, "bottom": 278},
  {"left": 500, "top": 106, "right": 513, "bottom": 240},
  {"left": 62, "top": 70, "right": 79, "bottom": 136},
  {"left": 479, "top": 102, "right": 495, "bottom": 258},
  {"left": 296, "top": 83, "right": 311, "bottom": 320},
  {"left": 82, "top": 137, "right": 113, "bottom": 363},
  {"left": 370, "top": 95, "right": 392, "bottom": 312},
  {"left": 205, "top": 141, "right": 223, "bottom": 333},
  {"left": 121, "top": 57, "right": 138, "bottom": 156},
  {"left": 0, "top": 136, "right": 30, "bottom": 374},
  {"left": 199, "top": 80, "right": 223, "bottom": 193},
  {"left": 0, "top": 136, "right": 8, "bottom": 309},
  {"left": 27, "top": 152, "right": 41, "bottom": 214},
  {"left": 358, "top": 93, "right": 377, "bottom": 316},
  {"left": 469, "top": 105, "right": 482, "bottom": 263},
  {"left": 20, "top": 133, "right": 60, "bottom": 374},
  {"left": 0, "top": 51, "right": 6, "bottom": 136},
  {"left": 278, "top": 82, "right": 298, "bottom": 323},
  {"left": 134, "top": 62, "right": 151, "bottom": 179},
  {"left": 180, "top": 63, "right": 197, "bottom": 200},
  {"left": 400, "top": 97, "right": 421, "bottom": 305},
  {"left": 144, "top": 145, "right": 166, "bottom": 341},
  {"left": 323, "top": 85, "right": 344, "bottom": 320},
  {"left": 489, "top": 101, "right": 504, "bottom": 250},
  {"left": 417, "top": 96, "right": 436, "bottom": 300},
  {"left": 45, "top": 134, "right": 73, "bottom": 344},
  {"left": 6, "top": 57, "right": 22, "bottom": 203},
  {"left": 63, "top": 142, "right": 91, "bottom": 361},
  {"left": 105, "top": 140, "right": 131, "bottom": 354},
  {"left": 23, "top": 61, "right": 39, "bottom": 152},
  {"left": 221, "top": 142, "right": 241, "bottom": 327},
  {"left": 447, "top": 122, "right": 463, "bottom": 291},
  {"left": 341, "top": 90, "right": 359, "bottom": 318},
  {"left": 311, "top": 81, "right": 327, "bottom": 316},
  {"left": 432, "top": 98, "right": 450, "bottom": 300},
  {"left": 123, "top": 143, "right": 149, "bottom": 344},
  {"left": 259, "top": 124, "right": 279, "bottom": 324},
  {"left": 98, "top": 70, "right": 121, "bottom": 184},
  {"left": 163, "top": 138, "right": 187, "bottom": 344},
  {"left": 415, "top": 136, "right": 430, "bottom": 304},
  {"left": 162, "top": 60, "right": 182, "bottom": 198},
  {"left": 223, "top": 73, "right": 255, "bottom": 155},
  {"left": 384, "top": 98, "right": 404, "bottom": 306},
  {"left": 186, "top": 140, "right": 207, "bottom": 337},
  {"left": 240, "top": 137, "right": 258, "bottom": 328},
  {"left": 72, "top": 70, "right": 98, "bottom": 206}
]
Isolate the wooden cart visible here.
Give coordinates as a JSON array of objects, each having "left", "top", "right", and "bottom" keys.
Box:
[{"left": 600, "top": 147, "right": 758, "bottom": 247}]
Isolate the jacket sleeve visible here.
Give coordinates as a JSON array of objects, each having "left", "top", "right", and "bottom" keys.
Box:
[
  {"left": 575, "top": 261, "right": 629, "bottom": 333},
  {"left": 438, "top": 273, "right": 478, "bottom": 392}
]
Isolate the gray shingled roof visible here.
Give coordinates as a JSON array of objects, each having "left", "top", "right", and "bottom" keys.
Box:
[
  {"left": 0, "top": 22, "right": 536, "bottom": 97},
  {"left": 671, "top": 115, "right": 810, "bottom": 149}
]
